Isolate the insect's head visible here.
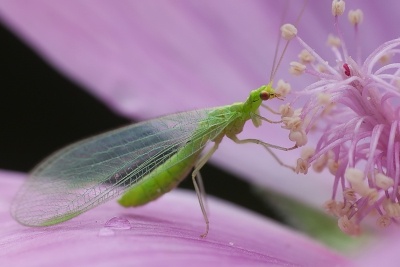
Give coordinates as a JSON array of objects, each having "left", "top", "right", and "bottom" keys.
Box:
[
  {"left": 245, "top": 83, "right": 282, "bottom": 113},
  {"left": 257, "top": 83, "right": 283, "bottom": 102}
]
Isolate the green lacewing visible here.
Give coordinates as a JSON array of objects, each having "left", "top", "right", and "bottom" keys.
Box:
[{"left": 11, "top": 0, "right": 307, "bottom": 237}]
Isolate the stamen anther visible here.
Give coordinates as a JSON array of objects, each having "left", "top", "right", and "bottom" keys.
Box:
[
  {"left": 298, "top": 49, "right": 315, "bottom": 64},
  {"left": 300, "top": 147, "right": 315, "bottom": 161},
  {"left": 275, "top": 79, "right": 291, "bottom": 97},
  {"left": 383, "top": 198, "right": 400, "bottom": 217},
  {"left": 348, "top": 9, "right": 363, "bottom": 25},
  {"left": 332, "top": 0, "right": 346, "bottom": 16},
  {"left": 378, "top": 53, "right": 392, "bottom": 65},
  {"left": 327, "top": 159, "right": 340, "bottom": 175},
  {"left": 279, "top": 104, "right": 294, "bottom": 118},
  {"left": 280, "top": 24, "right": 297, "bottom": 40},
  {"left": 376, "top": 173, "right": 394, "bottom": 190},
  {"left": 343, "top": 188, "right": 357, "bottom": 202},
  {"left": 327, "top": 34, "right": 341, "bottom": 47},
  {"left": 317, "top": 93, "right": 331, "bottom": 105},
  {"left": 289, "top": 129, "right": 308, "bottom": 147},
  {"left": 377, "top": 215, "right": 392, "bottom": 229},
  {"left": 295, "top": 158, "right": 310, "bottom": 174},
  {"left": 338, "top": 215, "right": 361, "bottom": 236},
  {"left": 289, "top": 62, "right": 306, "bottom": 76}
]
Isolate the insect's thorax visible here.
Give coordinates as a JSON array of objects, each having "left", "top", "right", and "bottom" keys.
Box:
[
  {"left": 209, "top": 84, "right": 275, "bottom": 142},
  {"left": 213, "top": 102, "right": 251, "bottom": 140}
]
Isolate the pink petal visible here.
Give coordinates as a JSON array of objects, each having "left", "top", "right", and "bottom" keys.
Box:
[
  {"left": 0, "top": 171, "right": 347, "bottom": 266},
  {"left": 354, "top": 230, "right": 400, "bottom": 267},
  {"left": 0, "top": 0, "right": 398, "bottom": 208}
]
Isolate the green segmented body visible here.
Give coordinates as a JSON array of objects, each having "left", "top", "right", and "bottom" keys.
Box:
[
  {"left": 117, "top": 148, "right": 201, "bottom": 207},
  {"left": 11, "top": 84, "right": 277, "bottom": 226},
  {"left": 118, "top": 105, "right": 239, "bottom": 207}
]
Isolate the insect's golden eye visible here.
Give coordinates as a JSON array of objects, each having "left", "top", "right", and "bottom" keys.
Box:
[{"left": 260, "top": 91, "right": 270, "bottom": 101}]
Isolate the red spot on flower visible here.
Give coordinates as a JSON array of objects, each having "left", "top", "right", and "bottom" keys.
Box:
[{"left": 343, "top": 63, "right": 350, "bottom": 76}]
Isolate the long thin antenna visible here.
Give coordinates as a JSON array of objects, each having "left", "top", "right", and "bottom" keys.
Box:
[
  {"left": 295, "top": 0, "right": 308, "bottom": 26},
  {"left": 270, "top": 0, "right": 308, "bottom": 82},
  {"left": 269, "top": 0, "right": 290, "bottom": 81}
]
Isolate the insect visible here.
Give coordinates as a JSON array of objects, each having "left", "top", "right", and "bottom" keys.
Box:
[{"left": 11, "top": 1, "right": 307, "bottom": 238}]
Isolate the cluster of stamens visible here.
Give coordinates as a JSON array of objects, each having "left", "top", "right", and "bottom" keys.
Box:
[
  {"left": 281, "top": 0, "right": 400, "bottom": 235},
  {"left": 276, "top": 24, "right": 309, "bottom": 153}
]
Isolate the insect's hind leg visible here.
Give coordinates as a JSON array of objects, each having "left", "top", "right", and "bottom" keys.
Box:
[
  {"left": 194, "top": 171, "right": 209, "bottom": 215},
  {"left": 191, "top": 142, "right": 219, "bottom": 238},
  {"left": 230, "top": 135, "right": 297, "bottom": 171}
]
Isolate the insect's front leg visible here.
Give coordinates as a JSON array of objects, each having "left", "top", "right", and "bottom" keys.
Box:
[
  {"left": 261, "top": 103, "right": 280, "bottom": 115},
  {"left": 229, "top": 135, "right": 297, "bottom": 171},
  {"left": 251, "top": 112, "right": 282, "bottom": 124}
]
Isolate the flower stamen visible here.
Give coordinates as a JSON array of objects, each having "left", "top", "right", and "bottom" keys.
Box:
[{"left": 285, "top": 0, "right": 400, "bottom": 235}]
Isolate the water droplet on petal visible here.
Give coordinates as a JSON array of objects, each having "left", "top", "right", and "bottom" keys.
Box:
[
  {"left": 98, "top": 227, "right": 115, "bottom": 237},
  {"left": 229, "top": 242, "right": 234, "bottom": 246},
  {"left": 104, "top": 217, "right": 131, "bottom": 230}
]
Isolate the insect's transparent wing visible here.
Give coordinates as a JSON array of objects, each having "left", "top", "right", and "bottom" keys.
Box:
[{"left": 11, "top": 108, "right": 239, "bottom": 226}]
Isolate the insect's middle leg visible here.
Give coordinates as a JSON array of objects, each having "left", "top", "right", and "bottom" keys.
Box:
[
  {"left": 191, "top": 141, "right": 220, "bottom": 238},
  {"left": 229, "top": 135, "right": 297, "bottom": 171}
]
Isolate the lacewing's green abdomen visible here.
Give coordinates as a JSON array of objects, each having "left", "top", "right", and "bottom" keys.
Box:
[{"left": 118, "top": 150, "right": 201, "bottom": 207}]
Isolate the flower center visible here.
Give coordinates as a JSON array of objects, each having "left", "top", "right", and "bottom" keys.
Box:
[{"left": 280, "top": 0, "right": 400, "bottom": 236}]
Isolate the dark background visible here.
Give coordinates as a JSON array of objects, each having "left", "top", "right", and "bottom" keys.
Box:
[{"left": 0, "top": 22, "right": 285, "bottom": 224}]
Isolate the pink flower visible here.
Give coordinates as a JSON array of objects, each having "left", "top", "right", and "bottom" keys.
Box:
[
  {"left": 287, "top": 0, "right": 400, "bottom": 236},
  {"left": 1, "top": 0, "right": 400, "bottom": 266}
]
